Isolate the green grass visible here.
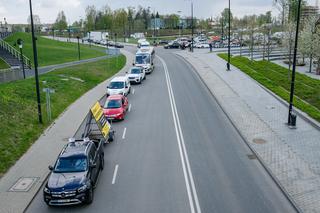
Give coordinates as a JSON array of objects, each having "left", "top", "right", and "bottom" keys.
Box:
[
  {"left": 4, "top": 32, "right": 106, "bottom": 67},
  {"left": 218, "top": 54, "right": 320, "bottom": 122},
  {"left": 0, "top": 58, "right": 10, "bottom": 70},
  {"left": 0, "top": 55, "right": 126, "bottom": 176}
]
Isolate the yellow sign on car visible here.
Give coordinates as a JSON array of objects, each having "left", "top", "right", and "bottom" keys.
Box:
[{"left": 91, "top": 102, "right": 111, "bottom": 138}]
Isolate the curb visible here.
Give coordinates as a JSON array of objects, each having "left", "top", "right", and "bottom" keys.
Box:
[{"left": 174, "top": 52, "right": 303, "bottom": 213}]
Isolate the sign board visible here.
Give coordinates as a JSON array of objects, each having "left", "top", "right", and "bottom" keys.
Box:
[{"left": 90, "top": 102, "right": 111, "bottom": 139}]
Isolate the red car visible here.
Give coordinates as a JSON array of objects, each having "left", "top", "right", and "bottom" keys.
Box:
[{"left": 103, "top": 94, "right": 129, "bottom": 120}]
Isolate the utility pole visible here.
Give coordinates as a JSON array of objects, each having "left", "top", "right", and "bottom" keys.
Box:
[
  {"left": 227, "top": 0, "right": 231, "bottom": 71},
  {"left": 287, "top": 0, "right": 302, "bottom": 127},
  {"left": 29, "top": 0, "right": 43, "bottom": 123}
]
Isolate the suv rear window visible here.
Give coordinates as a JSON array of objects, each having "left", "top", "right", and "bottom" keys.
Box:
[{"left": 109, "top": 81, "right": 124, "bottom": 89}]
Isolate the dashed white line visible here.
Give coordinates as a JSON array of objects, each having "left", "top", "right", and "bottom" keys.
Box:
[
  {"left": 122, "top": 127, "right": 127, "bottom": 139},
  {"left": 132, "top": 88, "right": 135, "bottom": 94},
  {"left": 112, "top": 164, "right": 119, "bottom": 184},
  {"left": 128, "top": 104, "right": 132, "bottom": 112}
]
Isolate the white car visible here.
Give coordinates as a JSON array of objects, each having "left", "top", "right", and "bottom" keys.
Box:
[
  {"left": 106, "top": 76, "right": 131, "bottom": 96},
  {"left": 126, "top": 67, "right": 146, "bottom": 84},
  {"left": 195, "top": 42, "right": 210, "bottom": 48}
]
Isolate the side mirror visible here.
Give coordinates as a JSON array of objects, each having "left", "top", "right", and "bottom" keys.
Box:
[
  {"left": 90, "top": 163, "right": 97, "bottom": 168},
  {"left": 125, "top": 86, "right": 129, "bottom": 88},
  {"left": 151, "top": 63, "right": 154, "bottom": 66},
  {"left": 48, "top": 165, "right": 53, "bottom": 171},
  {"left": 125, "top": 71, "right": 128, "bottom": 74},
  {"left": 106, "top": 86, "right": 109, "bottom": 89},
  {"left": 132, "top": 62, "right": 135, "bottom": 66}
]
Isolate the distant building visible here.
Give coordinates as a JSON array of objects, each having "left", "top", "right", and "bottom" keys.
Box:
[{"left": 150, "top": 18, "right": 165, "bottom": 29}]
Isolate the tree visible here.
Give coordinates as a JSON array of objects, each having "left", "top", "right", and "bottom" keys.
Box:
[
  {"left": 298, "top": 16, "right": 317, "bottom": 65},
  {"left": 84, "top": 5, "right": 97, "bottom": 32},
  {"left": 54, "top": 11, "right": 67, "bottom": 31},
  {"left": 27, "top": 15, "right": 41, "bottom": 25},
  {"left": 282, "top": 20, "right": 296, "bottom": 78}
]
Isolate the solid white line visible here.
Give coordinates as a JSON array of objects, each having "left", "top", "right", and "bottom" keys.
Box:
[
  {"left": 128, "top": 104, "right": 132, "bottom": 112},
  {"left": 122, "top": 127, "right": 127, "bottom": 139},
  {"left": 158, "top": 55, "right": 201, "bottom": 213},
  {"left": 112, "top": 164, "right": 119, "bottom": 184}
]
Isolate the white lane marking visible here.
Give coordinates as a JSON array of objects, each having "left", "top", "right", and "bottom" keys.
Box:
[
  {"left": 112, "top": 164, "right": 119, "bottom": 184},
  {"left": 158, "top": 55, "right": 202, "bottom": 213},
  {"left": 122, "top": 127, "right": 127, "bottom": 139},
  {"left": 128, "top": 104, "right": 132, "bottom": 112},
  {"left": 132, "top": 88, "right": 135, "bottom": 94}
]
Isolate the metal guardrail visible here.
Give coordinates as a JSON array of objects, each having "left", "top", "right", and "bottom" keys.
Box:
[{"left": 0, "top": 38, "right": 32, "bottom": 69}]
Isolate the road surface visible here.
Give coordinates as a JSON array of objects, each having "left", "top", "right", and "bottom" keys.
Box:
[{"left": 26, "top": 46, "right": 296, "bottom": 213}]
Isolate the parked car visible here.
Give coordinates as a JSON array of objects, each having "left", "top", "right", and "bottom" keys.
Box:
[
  {"left": 159, "top": 40, "right": 169, "bottom": 45},
  {"left": 106, "top": 76, "right": 131, "bottom": 96},
  {"left": 126, "top": 66, "right": 146, "bottom": 84},
  {"left": 115, "top": 43, "right": 124, "bottom": 48},
  {"left": 43, "top": 138, "right": 104, "bottom": 206},
  {"left": 103, "top": 94, "right": 129, "bottom": 120},
  {"left": 164, "top": 41, "right": 180, "bottom": 49}
]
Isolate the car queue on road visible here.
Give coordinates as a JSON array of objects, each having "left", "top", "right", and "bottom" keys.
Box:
[{"left": 43, "top": 41, "right": 156, "bottom": 206}]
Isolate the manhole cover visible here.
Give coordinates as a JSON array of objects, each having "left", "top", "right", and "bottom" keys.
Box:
[
  {"left": 203, "top": 66, "right": 210, "bottom": 69},
  {"left": 9, "top": 177, "right": 38, "bottom": 192},
  {"left": 247, "top": 154, "right": 257, "bottom": 160},
  {"left": 253, "top": 138, "right": 267, "bottom": 144}
]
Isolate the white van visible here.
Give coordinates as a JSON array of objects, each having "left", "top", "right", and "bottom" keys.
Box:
[
  {"left": 134, "top": 48, "right": 155, "bottom": 74},
  {"left": 106, "top": 76, "right": 131, "bottom": 96}
]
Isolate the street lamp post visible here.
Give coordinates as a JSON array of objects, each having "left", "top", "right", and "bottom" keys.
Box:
[
  {"left": 287, "top": 0, "right": 302, "bottom": 127},
  {"left": 227, "top": 0, "right": 231, "bottom": 71},
  {"left": 177, "top": 11, "right": 182, "bottom": 38},
  {"left": 191, "top": 1, "right": 194, "bottom": 52},
  {"left": 29, "top": 0, "right": 43, "bottom": 123},
  {"left": 17, "top": 38, "right": 26, "bottom": 79},
  {"left": 76, "top": 36, "right": 81, "bottom": 60}
]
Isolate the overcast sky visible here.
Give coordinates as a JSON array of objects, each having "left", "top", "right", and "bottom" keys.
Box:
[{"left": 0, "top": 0, "right": 317, "bottom": 24}]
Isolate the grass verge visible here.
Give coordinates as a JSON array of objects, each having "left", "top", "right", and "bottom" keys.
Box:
[
  {"left": 4, "top": 32, "right": 106, "bottom": 67},
  {"left": 0, "top": 58, "right": 10, "bottom": 70},
  {"left": 218, "top": 54, "right": 320, "bottom": 122},
  {"left": 0, "top": 55, "right": 126, "bottom": 176}
]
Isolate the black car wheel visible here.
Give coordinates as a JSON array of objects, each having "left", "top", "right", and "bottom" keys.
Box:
[
  {"left": 85, "top": 187, "right": 94, "bottom": 204},
  {"left": 100, "top": 155, "right": 104, "bottom": 170}
]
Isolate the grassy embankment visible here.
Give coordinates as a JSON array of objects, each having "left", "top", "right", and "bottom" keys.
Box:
[
  {"left": 218, "top": 54, "right": 320, "bottom": 122},
  {"left": 0, "top": 58, "right": 10, "bottom": 70},
  {"left": 0, "top": 55, "right": 126, "bottom": 176},
  {"left": 4, "top": 32, "right": 106, "bottom": 67}
]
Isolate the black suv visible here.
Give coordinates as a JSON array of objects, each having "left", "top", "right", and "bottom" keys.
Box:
[{"left": 43, "top": 138, "right": 104, "bottom": 206}]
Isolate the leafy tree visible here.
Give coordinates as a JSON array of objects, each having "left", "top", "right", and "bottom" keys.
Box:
[
  {"left": 54, "top": 11, "right": 67, "bottom": 31},
  {"left": 85, "top": 5, "right": 97, "bottom": 31}
]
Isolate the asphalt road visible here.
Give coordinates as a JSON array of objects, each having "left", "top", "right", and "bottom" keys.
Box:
[{"left": 26, "top": 46, "right": 296, "bottom": 213}]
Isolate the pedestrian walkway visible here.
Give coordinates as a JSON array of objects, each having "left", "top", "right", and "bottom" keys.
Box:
[
  {"left": 176, "top": 49, "right": 320, "bottom": 213},
  {"left": 0, "top": 49, "right": 133, "bottom": 213}
]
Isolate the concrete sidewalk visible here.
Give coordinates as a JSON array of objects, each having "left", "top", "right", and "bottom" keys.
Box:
[
  {"left": 0, "top": 49, "right": 133, "bottom": 213},
  {"left": 176, "top": 50, "right": 320, "bottom": 213}
]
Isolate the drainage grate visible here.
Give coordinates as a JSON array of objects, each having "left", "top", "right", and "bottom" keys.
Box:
[
  {"left": 247, "top": 154, "right": 257, "bottom": 160},
  {"left": 253, "top": 138, "right": 267, "bottom": 144},
  {"left": 9, "top": 177, "right": 39, "bottom": 192}
]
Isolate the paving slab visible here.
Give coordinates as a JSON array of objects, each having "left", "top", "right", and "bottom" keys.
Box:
[
  {"left": 0, "top": 49, "right": 133, "bottom": 213},
  {"left": 176, "top": 49, "right": 320, "bottom": 213}
]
